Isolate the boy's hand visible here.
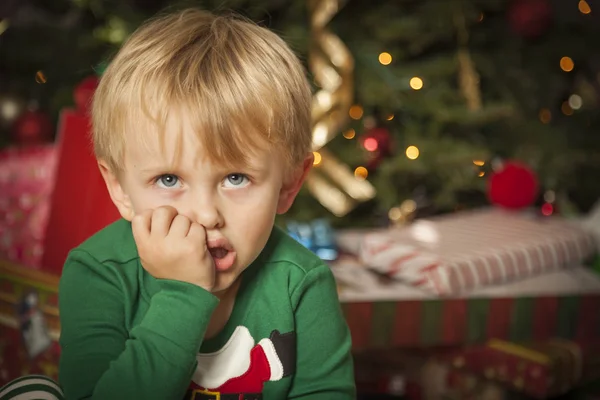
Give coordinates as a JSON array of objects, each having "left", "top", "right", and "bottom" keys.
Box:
[{"left": 132, "top": 206, "right": 215, "bottom": 291}]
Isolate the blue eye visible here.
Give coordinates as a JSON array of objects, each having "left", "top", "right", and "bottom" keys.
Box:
[
  {"left": 224, "top": 174, "right": 249, "bottom": 188},
  {"left": 156, "top": 174, "right": 180, "bottom": 189}
]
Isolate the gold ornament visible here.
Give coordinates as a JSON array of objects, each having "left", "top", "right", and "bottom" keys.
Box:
[
  {"left": 306, "top": 0, "right": 375, "bottom": 216},
  {"left": 455, "top": 11, "right": 482, "bottom": 111}
]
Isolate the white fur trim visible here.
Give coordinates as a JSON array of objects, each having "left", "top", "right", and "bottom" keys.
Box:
[
  {"left": 193, "top": 326, "right": 255, "bottom": 389},
  {"left": 259, "top": 338, "right": 284, "bottom": 381}
]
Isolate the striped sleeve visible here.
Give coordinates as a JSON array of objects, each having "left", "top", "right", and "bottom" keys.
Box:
[{"left": 0, "top": 375, "right": 64, "bottom": 400}]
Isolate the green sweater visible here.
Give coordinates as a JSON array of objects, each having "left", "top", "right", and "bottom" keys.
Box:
[{"left": 58, "top": 219, "right": 355, "bottom": 400}]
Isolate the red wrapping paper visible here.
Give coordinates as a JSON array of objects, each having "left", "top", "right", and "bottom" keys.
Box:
[{"left": 0, "top": 146, "right": 56, "bottom": 268}]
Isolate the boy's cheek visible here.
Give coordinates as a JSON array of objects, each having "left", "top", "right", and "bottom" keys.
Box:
[{"left": 128, "top": 192, "right": 177, "bottom": 217}]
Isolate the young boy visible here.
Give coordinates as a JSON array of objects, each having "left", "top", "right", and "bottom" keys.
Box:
[{"left": 57, "top": 7, "right": 355, "bottom": 400}]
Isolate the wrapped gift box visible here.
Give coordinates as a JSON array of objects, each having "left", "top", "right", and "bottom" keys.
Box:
[
  {"left": 0, "top": 146, "right": 56, "bottom": 269},
  {"left": 332, "top": 256, "right": 600, "bottom": 349},
  {"left": 439, "top": 339, "right": 600, "bottom": 399},
  {"left": 353, "top": 338, "right": 599, "bottom": 399},
  {"left": 0, "top": 260, "right": 60, "bottom": 387},
  {"left": 337, "top": 209, "right": 597, "bottom": 295},
  {"left": 353, "top": 348, "right": 520, "bottom": 400}
]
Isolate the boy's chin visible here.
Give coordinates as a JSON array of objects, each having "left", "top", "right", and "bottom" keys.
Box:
[{"left": 211, "top": 274, "right": 243, "bottom": 297}]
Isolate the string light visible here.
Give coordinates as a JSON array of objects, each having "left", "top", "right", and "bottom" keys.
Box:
[
  {"left": 363, "top": 115, "right": 376, "bottom": 130},
  {"left": 409, "top": 77, "right": 424, "bottom": 90},
  {"left": 539, "top": 108, "right": 552, "bottom": 124},
  {"left": 560, "top": 57, "right": 574, "bottom": 72},
  {"left": 405, "top": 145, "right": 419, "bottom": 160},
  {"left": 579, "top": 0, "right": 592, "bottom": 14},
  {"left": 378, "top": 52, "right": 392, "bottom": 66},
  {"left": 388, "top": 207, "right": 403, "bottom": 221},
  {"left": 343, "top": 129, "right": 356, "bottom": 139},
  {"left": 568, "top": 94, "right": 583, "bottom": 110},
  {"left": 474, "top": 159, "right": 485, "bottom": 177},
  {"left": 0, "top": 98, "right": 19, "bottom": 121},
  {"left": 354, "top": 166, "right": 368, "bottom": 180},
  {"left": 561, "top": 101, "right": 574, "bottom": 116},
  {"left": 313, "top": 151, "right": 322, "bottom": 166},
  {"left": 386, "top": 114, "right": 394, "bottom": 121},
  {"left": 544, "top": 190, "right": 556, "bottom": 203},
  {"left": 312, "top": 123, "right": 328, "bottom": 147},
  {"left": 541, "top": 202, "right": 554, "bottom": 216},
  {"left": 541, "top": 190, "right": 555, "bottom": 217},
  {"left": 35, "top": 71, "right": 47, "bottom": 84},
  {"left": 400, "top": 199, "right": 417, "bottom": 214},
  {"left": 363, "top": 137, "right": 378, "bottom": 152},
  {"left": 388, "top": 199, "right": 418, "bottom": 225},
  {"left": 349, "top": 105, "right": 364, "bottom": 120}
]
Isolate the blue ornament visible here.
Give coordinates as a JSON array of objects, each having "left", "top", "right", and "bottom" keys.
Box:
[{"left": 286, "top": 219, "right": 338, "bottom": 261}]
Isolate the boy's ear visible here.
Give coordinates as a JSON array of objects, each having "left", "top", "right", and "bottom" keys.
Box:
[
  {"left": 98, "top": 161, "right": 135, "bottom": 221},
  {"left": 276, "top": 153, "right": 314, "bottom": 215}
]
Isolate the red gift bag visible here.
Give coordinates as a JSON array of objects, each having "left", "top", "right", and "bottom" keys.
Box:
[{"left": 41, "top": 108, "right": 120, "bottom": 274}]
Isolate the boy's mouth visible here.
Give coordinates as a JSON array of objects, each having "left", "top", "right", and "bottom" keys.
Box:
[
  {"left": 209, "top": 247, "right": 229, "bottom": 259},
  {"left": 207, "top": 238, "right": 236, "bottom": 271}
]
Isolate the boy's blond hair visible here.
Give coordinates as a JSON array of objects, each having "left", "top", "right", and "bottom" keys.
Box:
[{"left": 92, "top": 8, "right": 312, "bottom": 175}]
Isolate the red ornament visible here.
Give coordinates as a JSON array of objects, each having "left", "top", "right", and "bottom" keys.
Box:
[
  {"left": 11, "top": 110, "right": 53, "bottom": 145},
  {"left": 74, "top": 76, "right": 99, "bottom": 113},
  {"left": 508, "top": 0, "right": 552, "bottom": 38},
  {"left": 487, "top": 161, "right": 539, "bottom": 210}
]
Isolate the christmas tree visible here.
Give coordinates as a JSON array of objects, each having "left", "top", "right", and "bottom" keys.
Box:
[{"left": 1, "top": 0, "right": 599, "bottom": 228}]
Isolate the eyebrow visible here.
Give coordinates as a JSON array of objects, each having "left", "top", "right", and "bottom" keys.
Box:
[
  {"left": 217, "top": 163, "right": 267, "bottom": 175},
  {"left": 137, "top": 161, "right": 266, "bottom": 175},
  {"left": 138, "top": 166, "right": 173, "bottom": 174}
]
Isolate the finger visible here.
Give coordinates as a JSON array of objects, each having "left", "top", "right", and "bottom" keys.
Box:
[
  {"left": 187, "top": 222, "right": 207, "bottom": 244},
  {"left": 131, "top": 209, "right": 152, "bottom": 243},
  {"left": 169, "top": 214, "right": 192, "bottom": 238},
  {"left": 150, "top": 206, "right": 178, "bottom": 237}
]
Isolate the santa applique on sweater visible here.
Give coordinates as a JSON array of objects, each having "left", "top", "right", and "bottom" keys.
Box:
[{"left": 186, "top": 326, "right": 296, "bottom": 400}]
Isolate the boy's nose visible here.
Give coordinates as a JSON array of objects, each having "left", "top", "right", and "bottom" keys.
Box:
[{"left": 188, "top": 199, "right": 223, "bottom": 230}]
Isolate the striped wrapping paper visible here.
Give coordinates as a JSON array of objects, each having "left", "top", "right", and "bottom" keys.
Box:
[
  {"left": 338, "top": 209, "right": 597, "bottom": 295},
  {"left": 331, "top": 256, "right": 600, "bottom": 349},
  {"left": 341, "top": 293, "right": 600, "bottom": 350}
]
